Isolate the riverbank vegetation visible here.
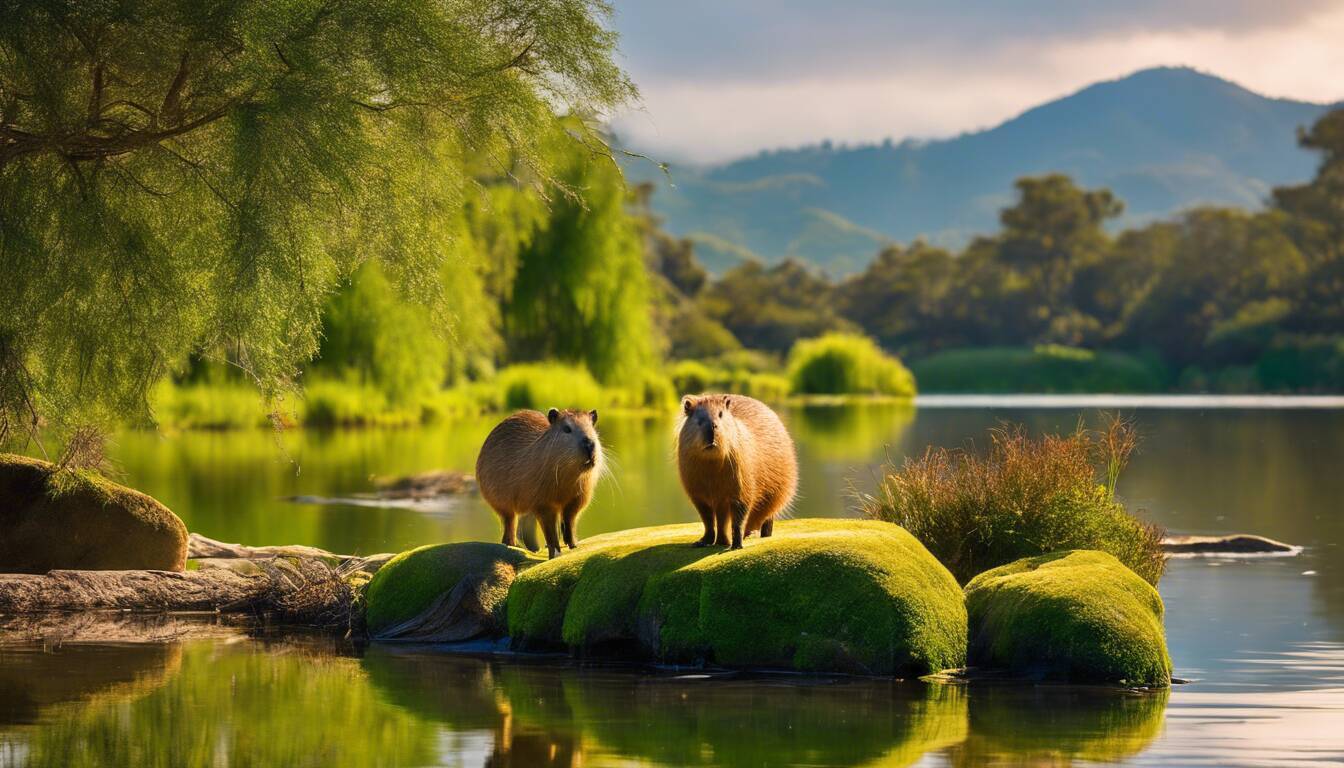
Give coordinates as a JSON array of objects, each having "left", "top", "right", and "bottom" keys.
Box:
[
  {"left": 660, "top": 110, "right": 1344, "bottom": 395},
  {"left": 860, "top": 418, "right": 1166, "bottom": 586},
  {"left": 2, "top": 0, "right": 1341, "bottom": 448}
]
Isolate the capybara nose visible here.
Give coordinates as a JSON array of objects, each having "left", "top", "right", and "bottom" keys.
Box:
[
  {"left": 703, "top": 424, "right": 716, "bottom": 445},
  {"left": 581, "top": 437, "right": 595, "bottom": 457}
]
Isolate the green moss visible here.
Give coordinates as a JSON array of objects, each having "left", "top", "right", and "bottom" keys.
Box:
[
  {"left": 507, "top": 519, "right": 966, "bottom": 676},
  {"left": 964, "top": 551, "right": 1172, "bottom": 686},
  {"left": 363, "top": 542, "right": 543, "bottom": 636},
  {"left": 0, "top": 453, "right": 189, "bottom": 573}
]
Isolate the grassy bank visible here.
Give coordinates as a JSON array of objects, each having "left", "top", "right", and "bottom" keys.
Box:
[
  {"left": 910, "top": 346, "right": 1165, "bottom": 394},
  {"left": 152, "top": 363, "right": 677, "bottom": 431}
]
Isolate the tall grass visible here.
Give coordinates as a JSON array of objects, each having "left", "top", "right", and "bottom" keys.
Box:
[
  {"left": 860, "top": 418, "right": 1165, "bottom": 585},
  {"left": 787, "top": 333, "right": 916, "bottom": 397}
]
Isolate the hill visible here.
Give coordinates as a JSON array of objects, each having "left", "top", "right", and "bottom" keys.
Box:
[{"left": 626, "top": 67, "right": 1340, "bottom": 275}]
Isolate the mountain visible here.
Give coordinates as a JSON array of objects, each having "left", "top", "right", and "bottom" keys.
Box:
[{"left": 626, "top": 67, "right": 1341, "bottom": 275}]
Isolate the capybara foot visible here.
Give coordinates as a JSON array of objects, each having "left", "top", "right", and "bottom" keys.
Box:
[
  {"left": 692, "top": 537, "right": 714, "bottom": 548},
  {"left": 730, "top": 541, "right": 744, "bottom": 551},
  {"left": 547, "top": 546, "right": 562, "bottom": 559}
]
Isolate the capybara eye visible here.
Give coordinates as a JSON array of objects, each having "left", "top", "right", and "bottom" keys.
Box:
[
  {"left": 563, "top": 425, "right": 572, "bottom": 433},
  {"left": 718, "top": 410, "right": 724, "bottom": 418}
]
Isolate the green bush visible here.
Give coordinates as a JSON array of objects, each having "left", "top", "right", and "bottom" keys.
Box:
[
  {"left": 494, "top": 363, "right": 606, "bottom": 411},
  {"left": 302, "top": 378, "right": 422, "bottom": 427},
  {"left": 1255, "top": 335, "right": 1344, "bottom": 392},
  {"left": 669, "top": 360, "right": 724, "bottom": 395},
  {"left": 861, "top": 419, "right": 1165, "bottom": 585},
  {"left": 910, "top": 346, "right": 1165, "bottom": 393},
  {"left": 151, "top": 381, "right": 278, "bottom": 430},
  {"left": 787, "top": 333, "right": 915, "bottom": 397}
]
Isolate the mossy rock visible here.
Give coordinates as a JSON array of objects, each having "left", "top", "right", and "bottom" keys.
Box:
[
  {"left": 964, "top": 550, "right": 1172, "bottom": 686},
  {"left": 364, "top": 542, "right": 544, "bottom": 640},
  {"left": 0, "top": 453, "right": 188, "bottom": 573},
  {"left": 507, "top": 519, "right": 967, "bottom": 676}
]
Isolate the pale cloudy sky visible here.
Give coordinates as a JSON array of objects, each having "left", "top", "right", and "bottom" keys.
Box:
[{"left": 606, "top": 1, "right": 1344, "bottom": 164}]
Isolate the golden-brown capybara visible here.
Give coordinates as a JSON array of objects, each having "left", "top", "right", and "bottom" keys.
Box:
[
  {"left": 476, "top": 408, "right": 603, "bottom": 559},
  {"left": 676, "top": 394, "right": 797, "bottom": 549}
]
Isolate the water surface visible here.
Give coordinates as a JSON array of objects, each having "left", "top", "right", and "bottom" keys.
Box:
[{"left": 2, "top": 400, "right": 1341, "bottom": 766}]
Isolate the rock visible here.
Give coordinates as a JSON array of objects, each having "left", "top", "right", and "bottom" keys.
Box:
[
  {"left": 0, "top": 453, "right": 188, "bottom": 573},
  {"left": 507, "top": 519, "right": 967, "bottom": 676},
  {"left": 1161, "top": 533, "right": 1299, "bottom": 556},
  {"left": 363, "top": 542, "right": 544, "bottom": 641},
  {"left": 964, "top": 550, "right": 1172, "bottom": 686}
]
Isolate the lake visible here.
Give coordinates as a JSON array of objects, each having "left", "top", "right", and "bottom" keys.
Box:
[{"left": 2, "top": 399, "right": 1342, "bottom": 766}]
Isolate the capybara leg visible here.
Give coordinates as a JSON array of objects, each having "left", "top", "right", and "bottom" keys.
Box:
[
  {"left": 760, "top": 519, "right": 774, "bottom": 538},
  {"left": 517, "top": 514, "right": 540, "bottom": 553},
  {"left": 500, "top": 513, "right": 518, "bottom": 548},
  {"left": 540, "top": 511, "right": 563, "bottom": 559},
  {"left": 692, "top": 501, "right": 716, "bottom": 547},
  {"left": 713, "top": 506, "right": 731, "bottom": 547},
  {"left": 562, "top": 500, "right": 582, "bottom": 549},
  {"left": 730, "top": 501, "right": 747, "bottom": 550}
]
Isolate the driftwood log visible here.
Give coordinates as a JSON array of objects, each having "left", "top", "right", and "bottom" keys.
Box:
[
  {"left": 0, "top": 534, "right": 395, "bottom": 630},
  {"left": 1161, "top": 533, "right": 1299, "bottom": 555}
]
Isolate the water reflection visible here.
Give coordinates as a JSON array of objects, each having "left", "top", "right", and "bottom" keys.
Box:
[
  {"left": 0, "top": 636, "right": 1185, "bottom": 768},
  {"left": 948, "top": 685, "right": 1168, "bottom": 765}
]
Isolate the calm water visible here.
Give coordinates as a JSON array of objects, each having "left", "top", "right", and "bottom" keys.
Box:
[{"left": 2, "top": 401, "right": 1342, "bottom": 767}]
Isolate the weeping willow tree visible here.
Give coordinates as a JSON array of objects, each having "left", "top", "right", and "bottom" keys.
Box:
[
  {"left": 502, "top": 123, "right": 659, "bottom": 382},
  {"left": 0, "top": 0, "right": 634, "bottom": 447}
]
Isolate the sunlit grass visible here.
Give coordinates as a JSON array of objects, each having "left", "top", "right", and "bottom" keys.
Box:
[{"left": 860, "top": 417, "right": 1166, "bottom": 585}]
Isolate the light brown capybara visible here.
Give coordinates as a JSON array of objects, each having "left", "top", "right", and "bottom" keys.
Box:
[
  {"left": 677, "top": 394, "right": 798, "bottom": 549},
  {"left": 475, "top": 408, "right": 603, "bottom": 559}
]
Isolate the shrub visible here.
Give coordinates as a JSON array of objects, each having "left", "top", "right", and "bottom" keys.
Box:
[
  {"left": 910, "top": 346, "right": 1165, "bottom": 393},
  {"left": 494, "top": 363, "right": 605, "bottom": 411},
  {"left": 787, "top": 333, "right": 915, "bottom": 397},
  {"left": 860, "top": 418, "right": 1165, "bottom": 585},
  {"left": 303, "top": 378, "right": 421, "bottom": 427},
  {"left": 151, "top": 381, "right": 278, "bottom": 430},
  {"left": 669, "top": 360, "right": 723, "bottom": 395}
]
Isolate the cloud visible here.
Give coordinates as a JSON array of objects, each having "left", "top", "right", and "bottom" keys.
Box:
[{"left": 607, "top": 1, "right": 1344, "bottom": 163}]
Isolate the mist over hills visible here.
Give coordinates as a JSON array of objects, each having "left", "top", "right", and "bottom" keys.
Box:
[{"left": 625, "top": 67, "right": 1340, "bottom": 275}]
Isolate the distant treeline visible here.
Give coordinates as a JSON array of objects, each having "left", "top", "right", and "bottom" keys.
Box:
[{"left": 655, "top": 110, "right": 1344, "bottom": 393}]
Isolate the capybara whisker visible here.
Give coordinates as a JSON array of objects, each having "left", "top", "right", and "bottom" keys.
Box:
[{"left": 475, "top": 407, "right": 603, "bottom": 559}]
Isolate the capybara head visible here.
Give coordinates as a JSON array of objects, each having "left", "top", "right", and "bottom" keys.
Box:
[
  {"left": 679, "top": 395, "right": 740, "bottom": 458},
  {"left": 546, "top": 407, "right": 602, "bottom": 470}
]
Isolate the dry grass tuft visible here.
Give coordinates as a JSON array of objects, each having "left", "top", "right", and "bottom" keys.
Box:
[{"left": 860, "top": 416, "right": 1165, "bottom": 585}]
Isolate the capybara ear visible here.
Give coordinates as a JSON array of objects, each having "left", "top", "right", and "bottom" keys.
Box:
[
  {"left": 682, "top": 396, "right": 695, "bottom": 416},
  {"left": 589, "top": 409, "right": 598, "bottom": 425},
  {"left": 723, "top": 396, "right": 732, "bottom": 409},
  {"left": 547, "top": 408, "right": 560, "bottom": 424}
]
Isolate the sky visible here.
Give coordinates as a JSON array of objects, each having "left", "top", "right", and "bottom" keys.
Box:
[{"left": 606, "top": 0, "right": 1344, "bottom": 165}]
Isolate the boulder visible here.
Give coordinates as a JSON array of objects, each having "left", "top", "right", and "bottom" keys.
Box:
[
  {"left": 964, "top": 550, "right": 1172, "bottom": 686},
  {"left": 363, "top": 542, "right": 543, "bottom": 641},
  {"left": 507, "top": 519, "right": 967, "bottom": 676},
  {"left": 0, "top": 453, "right": 188, "bottom": 573}
]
